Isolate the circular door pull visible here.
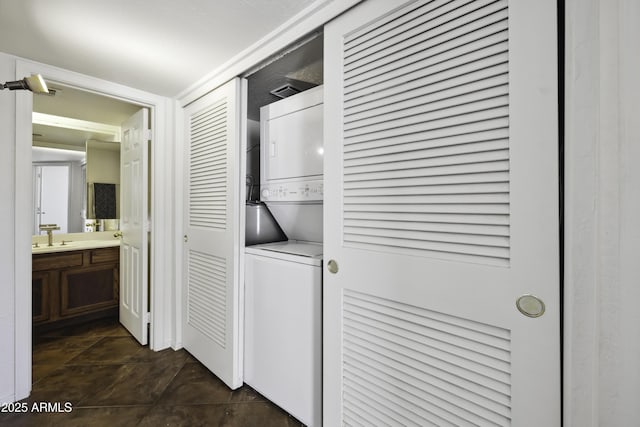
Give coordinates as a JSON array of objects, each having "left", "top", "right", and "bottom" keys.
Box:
[
  {"left": 516, "top": 294, "right": 545, "bottom": 318},
  {"left": 327, "top": 259, "right": 339, "bottom": 274}
]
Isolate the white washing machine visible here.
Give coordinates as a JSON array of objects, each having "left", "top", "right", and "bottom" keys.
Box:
[
  {"left": 244, "top": 240, "right": 322, "bottom": 427},
  {"left": 244, "top": 86, "right": 324, "bottom": 426}
]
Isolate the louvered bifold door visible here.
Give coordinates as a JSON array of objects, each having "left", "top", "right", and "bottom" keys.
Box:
[
  {"left": 182, "top": 78, "right": 243, "bottom": 390},
  {"left": 324, "top": 1, "right": 560, "bottom": 426}
]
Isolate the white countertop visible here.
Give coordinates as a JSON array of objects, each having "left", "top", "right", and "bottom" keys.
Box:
[{"left": 32, "top": 231, "right": 120, "bottom": 254}]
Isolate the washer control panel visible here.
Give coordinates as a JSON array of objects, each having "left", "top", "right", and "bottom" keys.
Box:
[{"left": 260, "top": 180, "right": 323, "bottom": 202}]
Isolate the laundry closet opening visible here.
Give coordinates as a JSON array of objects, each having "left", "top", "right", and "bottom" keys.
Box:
[{"left": 243, "top": 32, "right": 324, "bottom": 427}]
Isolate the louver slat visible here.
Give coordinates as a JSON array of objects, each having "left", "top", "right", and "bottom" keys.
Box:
[
  {"left": 189, "top": 98, "right": 228, "bottom": 230},
  {"left": 344, "top": 0, "right": 501, "bottom": 63},
  {"left": 187, "top": 250, "right": 226, "bottom": 348},
  {"left": 344, "top": 4, "right": 508, "bottom": 80},
  {"left": 342, "top": 0, "right": 510, "bottom": 266},
  {"left": 343, "top": 290, "right": 511, "bottom": 426}
]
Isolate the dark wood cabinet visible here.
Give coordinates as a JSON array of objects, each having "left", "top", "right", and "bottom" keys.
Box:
[
  {"left": 32, "top": 271, "right": 50, "bottom": 323},
  {"left": 32, "top": 246, "right": 119, "bottom": 329}
]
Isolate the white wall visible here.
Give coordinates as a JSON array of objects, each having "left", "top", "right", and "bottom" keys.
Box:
[
  {"left": 564, "top": 0, "right": 640, "bottom": 425},
  {"left": 0, "top": 52, "right": 16, "bottom": 403},
  {"left": 86, "top": 141, "right": 120, "bottom": 184}
]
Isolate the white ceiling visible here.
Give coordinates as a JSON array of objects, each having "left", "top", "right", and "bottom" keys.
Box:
[{"left": 0, "top": 0, "right": 317, "bottom": 97}]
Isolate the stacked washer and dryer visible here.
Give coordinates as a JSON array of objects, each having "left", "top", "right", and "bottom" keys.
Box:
[{"left": 244, "top": 85, "right": 323, "bottom": 427}]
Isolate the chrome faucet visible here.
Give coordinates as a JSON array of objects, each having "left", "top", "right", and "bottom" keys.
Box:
[{"left": 39, "top": 224, "right": 60, "bottom": 247}]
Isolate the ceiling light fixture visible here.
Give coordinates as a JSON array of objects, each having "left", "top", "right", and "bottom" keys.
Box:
[{"left": 1, "top": 74, "right": 49, "bottom": 94}]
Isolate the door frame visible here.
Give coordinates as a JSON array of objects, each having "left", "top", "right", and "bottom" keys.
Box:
[{"left": 13, "top": 58, "right": 175, "bottom": 400}]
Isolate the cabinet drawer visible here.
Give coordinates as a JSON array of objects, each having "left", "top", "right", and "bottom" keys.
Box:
[
  {"left": 33, "top": 252, "right": 83, "bottom": 271},
  {"left": 90, "top": 247, "right": 120, "bottom": 264}
]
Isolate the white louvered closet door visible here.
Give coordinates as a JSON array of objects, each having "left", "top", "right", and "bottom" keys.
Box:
[
  {"left": 183, "top": 78, "right": 243, "bottom": 389},
  {"left": 324, "top": 0, "right": 560, "bottom": 426}
]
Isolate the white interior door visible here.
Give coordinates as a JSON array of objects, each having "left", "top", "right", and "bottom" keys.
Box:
[
  {"left": 120, "top": 108, "right": 149, "bottom": 345},
  {"left": 34, "top": 165, "right": 69, "bottom": 233},
  {"left": 182, "top": 78, "right": 244, "bottom": 389},
  {"left": 324, "top": 1, "right": 560, "bottom": 425}
]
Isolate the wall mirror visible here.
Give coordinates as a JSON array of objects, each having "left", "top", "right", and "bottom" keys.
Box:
[{"left": 32, "top": 83, "right": 139, "bottom": 236}]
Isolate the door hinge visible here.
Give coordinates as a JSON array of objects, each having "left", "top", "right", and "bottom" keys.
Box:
[
  {"left": 145, "top": 129, "right": 152, "bottom": 141},
  {"left": 144, "top": 312, "right": 151, "bottom": 324}
]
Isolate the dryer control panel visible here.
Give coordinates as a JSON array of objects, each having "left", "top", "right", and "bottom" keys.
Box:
[
  {"left": 259, "top": 86, "right": 324, "bottom": 203},
  {"left": 260, "top": 180, "right": 323, "bottom": 202}
]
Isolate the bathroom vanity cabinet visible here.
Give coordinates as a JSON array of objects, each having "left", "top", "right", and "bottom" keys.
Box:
[{"left": 32, "top": 246, "right": 119, "bottom": 329}]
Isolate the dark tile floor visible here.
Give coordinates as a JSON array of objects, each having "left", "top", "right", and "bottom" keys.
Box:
[{"left": 1, "top": 318, "right": 304, "bottom": 426}]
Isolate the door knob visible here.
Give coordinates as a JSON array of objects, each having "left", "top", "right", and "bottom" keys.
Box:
[
  {"left": 516, "top": 294, "right": 545, "bottom": 318},
  {"left": 113, "top": 231, "right": 123, "bottom": 238},
  {"left": 327, "top": 259, "right": 339, "bottom": 274}
]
